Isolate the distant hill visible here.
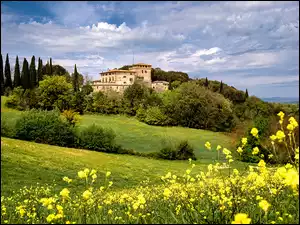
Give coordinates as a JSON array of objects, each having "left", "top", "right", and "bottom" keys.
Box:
[{"left": 261, "top": 97, "right": 299, "bottom": 104}]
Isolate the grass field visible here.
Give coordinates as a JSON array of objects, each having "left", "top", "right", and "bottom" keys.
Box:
[
  {"left": 1, "top": 96, "right": 235, "bottom": 159},
  {"left": 1, "top": 137, "right": 251, "bottom": 196}
]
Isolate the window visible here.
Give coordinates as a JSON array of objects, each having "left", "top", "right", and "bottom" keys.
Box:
[
  {"left": 142, "top": 70, "right": 143, "bottom": 73},
  {"left": 123, "top": 76, "right": 126, "bottom": 78},
  {"left": 124, "top": 82, "right": 127, "bottom": 84},
  {"left": 145, "top": 70, "right": 147, "bottom": 73},
  {"left": 129, "top": 78, "right": 133, "bottom": 82}
]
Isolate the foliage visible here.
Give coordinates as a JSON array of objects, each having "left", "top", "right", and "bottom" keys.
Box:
[
  {"left": 118, "top": 65, "right": 131, "bottom": 70},
  {"left": 81, "top": 84, "right": 93, "bottom": 96},
  {"left": 170, "top": 80, "right": 182, "bottom": 90},
  {"left": 36, "top": 76, "right": 73, "bottom": 111},
  {"left": 158, "top": 140, "right": 196, "bottom": 160},
  {"left": 162, "top": 82, "right": 236, "bottom": 131},
  {"left": 70, "top": 91, "right": 85, "bottom": 114},
  {"left": 90, "top": 91, "right": 123, "bottom": 114},
  {"left": 15, "top": 109, "right": 75, "bottom": 147},
  {"left": 29, "top": 56, "right": 37, "bottom": 88},
  {"left": 37, "top": 57, "right": 43, "bottom": 83},
  {"left": 21, "top": 58, "right": 30, "bottom": 90},
  {"left": 4, "top": 53, "right": 13, "bottom": 90},
  {"left": 0, "top": 54, "right": 4, "bottom": 95},
  {"left": 5, "top": 87, "right": 37, "bottom": 111},
  {"left": 151, "top": 68, "right": 189, "bottom": 83},
  {"left": 72, "top": 64, "right": 80, "bottom": 92},
  {"left": 61, "top": 109, "right": 80, "bottom": 127},
  {"left": 13, "top": 56, "right": 21, "bottom": 88},
  {"left": 1, "top": 117, "right": 16, "bottom": 138},
  {"left": 136, "top": 106, "right": 169, "bottom": 126},
  {"left": 76, "top": 124, "right": 117, "bottom": 152}
]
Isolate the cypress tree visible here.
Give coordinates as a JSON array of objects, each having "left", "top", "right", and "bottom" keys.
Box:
[
  {"left": 50, "top": 58, "right": 53, "bottom": 75},
  {"left": 45, "top": 61, "right": 51, "bottom": 75},
  {"left": 72, "top": 64, "right": 79, "bottom": 92},
  {"left": 4, "top": 53, "right": 13, "bottom": 90},
  {"left": 29, "top": 56, "right": 37, "bottom": 88},
  {"left": 220, "top": 80, "right": 223, "bottom": 93},
  {"left": 37, "top": 57, "right": 43, "bottom": 84},
  {"left": 21, "top": 58, "right": 30, "bottom": 89},
  {"left": 204, "top": 77, "right": 209, "bottom": 87},
  {"left": 245, "top": 89, "right": 249, "bottom": 99},
  {"left": 13, "top": 56, "right": 21, "bottom": 88},
  {"left": 0, "top": 54, "right": 4, "bottom": 95}
]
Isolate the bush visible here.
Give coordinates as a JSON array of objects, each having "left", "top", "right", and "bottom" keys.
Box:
[
  {"left": 1, "top": 119, "right": 16, "bottom": 138},
  {"left": 136, "top": 106, "right": 169, "bottom": 126},
  {"left": 15, "top": 109, "right": 75, "bottom": 147},
  {"left": 158, "top": 140, "right": 196, "bottom": 160},
  {"left": 76, "top": 124, "right": 117, "bottom": 153},
  {"left": 61, "top": 109, "right": 80, "bottom": 127}
]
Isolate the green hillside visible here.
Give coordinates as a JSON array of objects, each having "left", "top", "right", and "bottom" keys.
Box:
[
  {"left": 1, "top": 96, "right": 235, "bottom": 159},
  {"left": 1, "top": 137, "right": 250, "bottom": 196}
]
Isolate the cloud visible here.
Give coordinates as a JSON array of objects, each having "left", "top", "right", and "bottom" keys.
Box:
[{"left": 1, "top": 1, "right": 299, "bottom": 98}]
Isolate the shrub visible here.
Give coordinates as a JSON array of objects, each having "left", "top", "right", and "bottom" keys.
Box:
[
  {"left": 15, "top": 109, "right": 75, "bottom": 147},
  {"left": 76, "top": 124, "right": 117, "bottom": 153},
  {"left": 61, "top": 109, "right": 80, "bottom": 127},
  {"left": 158, "top": 140, "right": 196, "bottom": 160},
  {"left": 1, "top": 118, "right": 16, "bottom": 138}
]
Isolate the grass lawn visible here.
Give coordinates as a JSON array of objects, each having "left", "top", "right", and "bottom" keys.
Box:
[
  {"left": 1, "top": 96, "right": 235, "bottom": 159},
  {"left": 1, "top": 137, "right": 251, "bottom": 196}
]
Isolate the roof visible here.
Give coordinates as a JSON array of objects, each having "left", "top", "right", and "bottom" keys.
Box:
[
  {"left": 152, "top": 81, "right": 169, "bottom": 84},
  {"left": 132, "top": 63, "right": 152, "bottom": 66},
  {"left": 100, "top": 70, "right": 137, "bottom": 74}
]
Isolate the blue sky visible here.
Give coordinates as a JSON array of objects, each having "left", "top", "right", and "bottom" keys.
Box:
[{"left": 1, "top": 1, "right": 299, "bottom": 98}]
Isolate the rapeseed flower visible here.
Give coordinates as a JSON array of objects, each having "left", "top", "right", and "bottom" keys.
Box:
[
  {"left": 82, "top": 190, "right": 92, "bottom": 200},
  {"left": 237, "top": 147, "right": 243, "bottom": 154},
  {"left": 106, "top": 171, "right": 111, "bottom": 177},
  {"left": 276, "top": 130, "right": 285, "bottom": 142},
  {"left": 231, "top": 213, "right": 251, "bottom": 224},
  {"left": 270, "top": 135, "right": 277, "bottom": 141},
  {"left": 216, "top": 145, "right": 222, "bottom": 151},
  {"left": 60, "top": 188, "right": 70, "bottom": 199},
  {"left": 78, "top": 171, "right": 87, "bottom": 179},
  {"left": 259, "top": 200, "right": 271, "bottom": 212},
  {"left": 252, "top": 147, "right": 259, "bottom": 155},
  {"left": 205, "top": 141, "right": 211, "bottom": 150},
  {"left": 241, "top": 137, "right": 247, "bottom": 146},
  {"left": 251, "top": 128, "right": 259, "bottom": 138},
  {"left": 62, "top": 177, "right": 72, "bottom": 183}
]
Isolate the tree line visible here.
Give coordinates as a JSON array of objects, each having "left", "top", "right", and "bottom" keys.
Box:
[{"left": 0, "top": 53, "right": 84, "bottom": 96}]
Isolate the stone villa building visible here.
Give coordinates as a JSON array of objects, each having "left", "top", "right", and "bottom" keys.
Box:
[{"left": 92, "top": 63, "right": 169, "bottom": 93}]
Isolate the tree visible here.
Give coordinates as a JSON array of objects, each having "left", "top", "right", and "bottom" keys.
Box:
[
  {"left": 37, "top": 76, "right": 73, "bottom": 111},
  {"left": 4, "top": 53, "right": 13, "bottom": 90},
  {"left": 72, "top": 64, "right": 80, "bottom": 92},
  {"left": 13, "top": 56, "right": 21, "bottom": 88},
  {"left": 21, "top": 58, "right": 30, "bottom": 89},
  {"left": 37, "top": 58, "right": 43, "bottom": 84},
  {"left": 0, "top": 54, "right": 4, "bottom": 95},
  {"left": 204, "top": 77, "right": 209, "bottom": 87},
  {"left": 29, "top": 56, "right": 37, "bottom": 88},
  {"left": 50, "top": 58, "right": 53, "bottom": 75},
  {"left": 245, "top": 89, "right": 249, "bottom": 99},
  {"left": 220, "top": 80, "right": 223, "bottom": 94},
  {"left": 45, "top": 61, "right": 51, "bottom": 75},
  {"left": 81, "top": 84, "right": 93, "bottom": 96}
]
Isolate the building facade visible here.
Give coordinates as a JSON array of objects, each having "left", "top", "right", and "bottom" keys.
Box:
[{"left": 92, "top": 63, "right": 168, "bottom": 93}]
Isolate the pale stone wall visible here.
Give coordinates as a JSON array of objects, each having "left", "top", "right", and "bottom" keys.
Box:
[
  {"left": 129, "top": 64, "right": 152, "bottom": 86},
  {"left": 152, "top": 81, "right": 169, "bottom": 92}
]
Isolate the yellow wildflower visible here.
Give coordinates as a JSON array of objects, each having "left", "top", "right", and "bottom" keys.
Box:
[
  {"left": 237, "top": 147, "right": 243, "bottom": 154},
  {"left": 259, "top": 200, "right": 271, "bottom": 212},
  {"left": 205, "top": 141, "right": 211, "bottom": 150},
  {"left": 258, "top": 159, "right": 266, "bottom": 168},
  {"left": 90, "top": 169, "right": 97, "bottom": 175},
  {"left": 276, "top": 130, "right": 285, "bottom": 142},
  {"left": 83, "top": 168, "right": 90, "bottom": 175},
  {"left": 62, "top": 177, "right": 72, "bottom": 183},
  {"left": 60, "top": 188, "right": 70, "bottom": 199},
  {"left": 82, "top": 190, "right": 92, "bottom": 200},
  {"left": 46, "top": 214, "right": 56, "bottom": 223},
  {"left": 92, "top": 174, "right": 97, "bottom": 180},
  {"left": 106, "top": 171, "right": 111, "bottom": 177},
  {"left": 277, "top": 111, "right": 284, "bottom": 120},
  {"left": 241, "top": 137, "right": 247, "bottom": 146},
  {"left": 108, "top": 209, "right": 113, "bottom": 214},
  {"left": 252, "top": 147, "right": 259, "bottom": 155},
  {"left": 231, "top": 213, "right": 251, "bottom": 224},
  {"left": 216, "top": 145, "right": 222, "bottom": 151},
  {"left": 186, "top": 169, "right": 191, "bottom": 175},
  {"left": 268, "top": 154, "right": 274, "bottom": 159},
  {"left": 78, "top": 171, "right": 87, "bottom": 179},
  {"left": 270, "top": 135, "right": 277, "bottom": 141},
  {"left": 289, "top": 117, "right": 298, "bottom": 128},
  {"left": 287, "top": 124, "right": 294, "bottom": 131},
  {"left": 223, "top": 148, "right": 231, "bottom": 155},
  {"left": 163, "top": 188, "right": 171, "bottom": 198},
  {"left": 250, "top": 128, "right": 259, "bottom": 138}
]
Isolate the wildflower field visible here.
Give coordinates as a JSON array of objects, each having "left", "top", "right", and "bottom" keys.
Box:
[{"left": 1, "top": 112, "right": 299, "bottom": 224}]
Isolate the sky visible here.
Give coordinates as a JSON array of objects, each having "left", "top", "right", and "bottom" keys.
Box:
[{"left": 1, "top": 1, "right": 299, "bottom": 98}]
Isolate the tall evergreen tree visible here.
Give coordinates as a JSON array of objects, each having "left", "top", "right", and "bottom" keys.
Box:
[
  {"left": 72, "top": 64, "right": 79, "bottom": 92},
  {"left": 13, "top": 56, "right": 21, "bottom": 88},
  {"left": 204, "top": 77, "right": 209, "bottom": 87},
  {"left": 45, "top": 61, "right": 51, "bottom": 75},
  {"left": 0, "top": 54, "right": 4, "bottom": 95},
  {"left": 29, "top": 56, "right": 37, "bottom": 88},
  {"left": 4, "top": 53, "right": 13, "bottom": 90},
  {"left": 220, "top": 80, "right": 223, "bottom": 93},
  {"left": 50, "top": 58, "right": 53, "bottom": 75},
  {"left": 21, "top": 58, "right": 30, "bottom": 89},
  {"left": 245, "top": 89, "right": 249, "bottom": 99},
  {"left": 37, "top": 57, "right": 43, "bottom": 84}
]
